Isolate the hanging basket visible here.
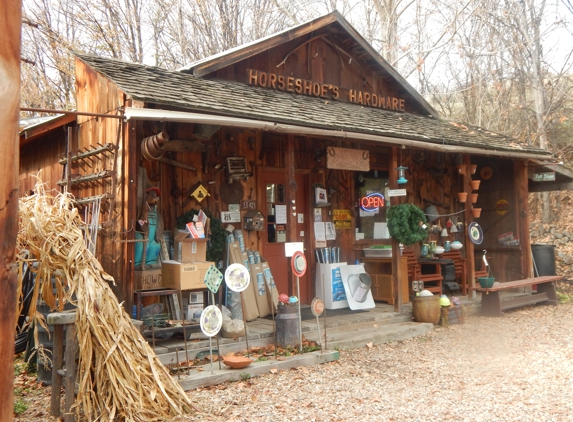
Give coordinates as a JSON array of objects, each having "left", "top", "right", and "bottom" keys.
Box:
[{"left": 387, "top": 204, "right": 429, "bottom": 245}]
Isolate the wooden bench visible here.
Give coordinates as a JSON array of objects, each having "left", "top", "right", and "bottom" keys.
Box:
[{"left": 472, "top": 276, "right": 562, "bottom": 317}]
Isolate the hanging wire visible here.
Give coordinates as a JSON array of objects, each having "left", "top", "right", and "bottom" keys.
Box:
[{"left": 425, "top": 209, "right": 466, "bottom": 220}]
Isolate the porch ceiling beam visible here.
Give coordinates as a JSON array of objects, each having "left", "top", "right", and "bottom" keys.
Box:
[{"left": 124, "top": 107, "right": 556, "bottom": 162}]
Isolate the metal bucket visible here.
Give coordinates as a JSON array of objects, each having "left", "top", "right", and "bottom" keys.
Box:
[
  {"left": 411, "top": 295, "right": 440, "bottom": 325},
  {"left": 425, "top": 205, "right": 439, "bottom": 222},
  {"left": 276, "top": 303, "right": 300, "bottom": 348}
]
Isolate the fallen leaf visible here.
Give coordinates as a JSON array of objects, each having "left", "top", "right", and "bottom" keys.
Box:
[
  {"left": 366, "top": 342, "right": 373, "bottom": 348},
  {"left": 270, "top": 368, "right": 278, "bottom": 374}
]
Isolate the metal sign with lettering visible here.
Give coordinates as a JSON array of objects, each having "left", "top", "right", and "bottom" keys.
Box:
[
  {"left": 531, "top": 172, "right": 555, "bottom": 182},
  {"left": 240, "top": 200, "right": 257, "bottom": 210},
  {"left": 388, "top": 189, "right": 407, "bottom": 197}
]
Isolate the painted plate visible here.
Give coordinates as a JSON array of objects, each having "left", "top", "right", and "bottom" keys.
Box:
[
  {"left": 224, "top": 263, "right": 250, "bottom": 292},
  {"left": 468, "top": 222, "right": 484, "bottom": 245},
  {"left": 200, "top": 305, "right": 223, "bottom": 337},
  {"left": 291, "top": 251, "right": 307, "bottom": 277},
  {"left": 311, "top": 297, "right": 324, "bottom": 317}
]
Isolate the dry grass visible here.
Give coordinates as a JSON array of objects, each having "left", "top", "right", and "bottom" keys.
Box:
[{"left": 18, "top": 180, "right": 198, "bottom": 421}]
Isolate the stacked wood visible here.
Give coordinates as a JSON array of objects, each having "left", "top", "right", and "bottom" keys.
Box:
[{"left": 17, "top": 179, "right": 198, "bottom": 421}]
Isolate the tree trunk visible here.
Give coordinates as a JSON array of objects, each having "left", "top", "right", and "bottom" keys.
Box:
[{"left": 0, "top": 0, "right": 21, "bottom": 420}]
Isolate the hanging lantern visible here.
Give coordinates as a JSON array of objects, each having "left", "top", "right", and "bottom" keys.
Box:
[{"left": 396, "top": 166, "right": 408, "bottom": 184}]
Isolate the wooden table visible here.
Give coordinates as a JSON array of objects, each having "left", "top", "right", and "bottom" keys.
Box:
[{"left": 472, "top": 275, "right": 562, "bottom": 317}]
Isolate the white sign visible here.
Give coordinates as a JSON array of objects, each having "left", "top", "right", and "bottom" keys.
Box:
[
  {"left": 388, "top": 189, "right": 407, "bottom": 197},
  {"left": 275, "top": 204, "right": 287, "bottom": 224},
  {"left": 221, "top": 211, "right": 241, "bottom": 223},
  {"left": 284, "top": 242, "right": 304, "bottom": 257}
]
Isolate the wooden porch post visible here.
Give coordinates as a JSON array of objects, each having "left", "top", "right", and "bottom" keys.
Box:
[
  {"left": 515, "top": 160, "right": 532, "bottom": 278},
  {"left": 0, "top": 1, "right": 21, "bottom": 420},
  {"left": 464, "top": 154, "right": 476, "bottom": 299},
  {"left": 286, "top": 134, "right": 296, "bottom": 296},
  {"left": 389, "top": 147, "right": 403, "bottom": 312}
]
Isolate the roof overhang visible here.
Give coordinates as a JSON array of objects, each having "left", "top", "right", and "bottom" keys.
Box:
[
  {"left": 528, "top": 161, "right": 573, "bottom": 192},
  {"left": 19, "top": 113, "right": 76, "bottom": 145},
  {"left": 124, "top": 107, "right": 556, "bottom": 161}
]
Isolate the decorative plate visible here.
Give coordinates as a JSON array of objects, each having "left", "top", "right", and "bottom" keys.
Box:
[
  {"left": 291, "top": 251, "right": 307, "bottom": 277},
  {"left": 311, "top": 297, "right": 324, "bottom": 317},
  {"left": 200, "top": 305, "right": 223, "bottom": 337},
  {"left": 468, "top": 222, "right": 484, "bottom": 245},
  {"left": 480, "top": 166, "right": 493, "bottom": 180},
  {"left": 204, "top": 264, "right": 224, "bottom": 294},
  {"left": 224, "top": 263, "right": 250, "bottom": 292}
]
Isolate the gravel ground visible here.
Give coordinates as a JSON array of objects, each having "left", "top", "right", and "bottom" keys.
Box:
[
  {"left": 15, "top": 301, "right": 573, "bottom": 421},
  {"left": 182, "top": 302, "right": 573, "bottom": 422}
]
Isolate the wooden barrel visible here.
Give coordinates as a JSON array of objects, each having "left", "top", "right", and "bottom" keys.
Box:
[
  {"left": 276, "top": 303, "right": 300, "bottom": 348},
  {"left": 411, "top": 295, "right": 440, "bottom": 325}
]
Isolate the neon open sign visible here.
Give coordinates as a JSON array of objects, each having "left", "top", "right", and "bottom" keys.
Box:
[{"left": 360, "top": 192, "right": 385, "bottom": 212}]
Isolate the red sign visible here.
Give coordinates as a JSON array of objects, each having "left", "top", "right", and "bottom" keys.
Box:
[{"left": 360, "top": 193, "right": 385, "bottom": 212}]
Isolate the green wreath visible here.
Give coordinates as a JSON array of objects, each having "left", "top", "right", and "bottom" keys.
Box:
[{"left": 387, "top": 203, "right": 429, "bottom": 245}]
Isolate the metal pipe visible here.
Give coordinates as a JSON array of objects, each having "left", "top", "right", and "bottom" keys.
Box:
[
  {"left": 124, "top": 107, "right": 556, "bottom": 161},
  {"left": 21, "top": 107, "right": 124, "bottom": 119}
]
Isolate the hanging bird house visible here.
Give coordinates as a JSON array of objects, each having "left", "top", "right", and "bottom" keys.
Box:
[
  {"left": 243, "top": 210, "right": 264, "bottom": 231},
  {"left": 190, "top": 183, "right": 210, "bottom": 203}
]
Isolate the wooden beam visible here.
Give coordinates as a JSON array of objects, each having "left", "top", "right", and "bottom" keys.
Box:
[
  {"left": 287, "top": 134, "right": 296, "bottom": 296},
  {"left": 0, "top": 1, "right": 21, "bottom": 421},
  {"left": 389, "top": 147, "right": 403, "bottom": 313},
  {"left": 515, "top": 160, "right": 532, "bottom": 278},
  {"left": 464, "top": 154, "right": 476, "bottom": 298}
]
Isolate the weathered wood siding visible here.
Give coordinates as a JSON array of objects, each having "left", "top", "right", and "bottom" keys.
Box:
[{"left": 75, "top": 59, "right": 129, "bottom": 302}]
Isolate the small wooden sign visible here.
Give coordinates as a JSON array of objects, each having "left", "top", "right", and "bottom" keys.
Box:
[
  {"left": 240, "top": 200, "right": 257, "bottom": 210},
  {"left": 326, "top": 146, "right": 370, "bottom": 171}
]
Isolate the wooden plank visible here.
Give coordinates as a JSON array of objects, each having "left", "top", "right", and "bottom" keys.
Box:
[
  {"left": 473, "top": 276, "right": 563, "bottom": 292},
  {"left": 501, "top": 292, "right": 549, "bottom": 311},
  {"left": 177, "top": 350, "right": 339, "bottom": 390}
]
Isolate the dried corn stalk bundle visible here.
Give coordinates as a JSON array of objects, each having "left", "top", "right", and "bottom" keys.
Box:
[{"left": 18, "top": 181, "right": 197, "bottom": 421}]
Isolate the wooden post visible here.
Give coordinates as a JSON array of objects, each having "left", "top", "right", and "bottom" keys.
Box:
[
  {"left": 515, "top": 160, "right": 532, "bottom": 278},
  {"left": 0, "top": 2, "right": 21, "bottom": 421},
  {"left": 63, "top": 324, "right": 77, "bottom": 422},
  {"left": 464, "top": 154, "right": 476, "bottom": 299},
  {"left": 286, "top": 134, "right": 296, "bottom": 296},
  {"left": 51, "top": 325, "right": 64, "bottom": 416},
  {"left": 389, "top": 147, "right": 403, "bottom": 312}
]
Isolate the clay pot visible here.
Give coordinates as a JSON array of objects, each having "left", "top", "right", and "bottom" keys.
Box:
[
  {"left": 472, "top": 208, "right": 482, "bottom": 218},
  {"left": 470, "top": 180, "right": 481, "bottom": 190},
  {"left": 456, "top": 164, "right": 466, "bottom": 175},
  {"left": 470, "top": 164, "right": 478, "bottom": 174},
  {"left": 457, "top": 192, "right": 468, "bottom": 203},
  {"left": 223, "top": 355, "right": 254, "bottom": 369},
  {"left": 471, "top": 193, "right": 478, "bottom": 203}
]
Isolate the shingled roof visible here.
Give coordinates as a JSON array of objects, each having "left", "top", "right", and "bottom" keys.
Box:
[{"left": 76, "top": 53, "right": 552, "bottom": 159}]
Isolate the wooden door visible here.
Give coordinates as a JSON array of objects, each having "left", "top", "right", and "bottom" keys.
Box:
[{"left": 260, "top": 171, "right": 311, "bottom": 304}]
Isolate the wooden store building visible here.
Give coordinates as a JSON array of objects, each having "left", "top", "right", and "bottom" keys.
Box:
[{"left": 20, "top": 11, "right": 573, "bottom": 316}]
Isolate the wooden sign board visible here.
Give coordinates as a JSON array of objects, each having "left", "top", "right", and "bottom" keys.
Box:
[{"left": 326, "top": 147, "right": 370, "bottom": 171}]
